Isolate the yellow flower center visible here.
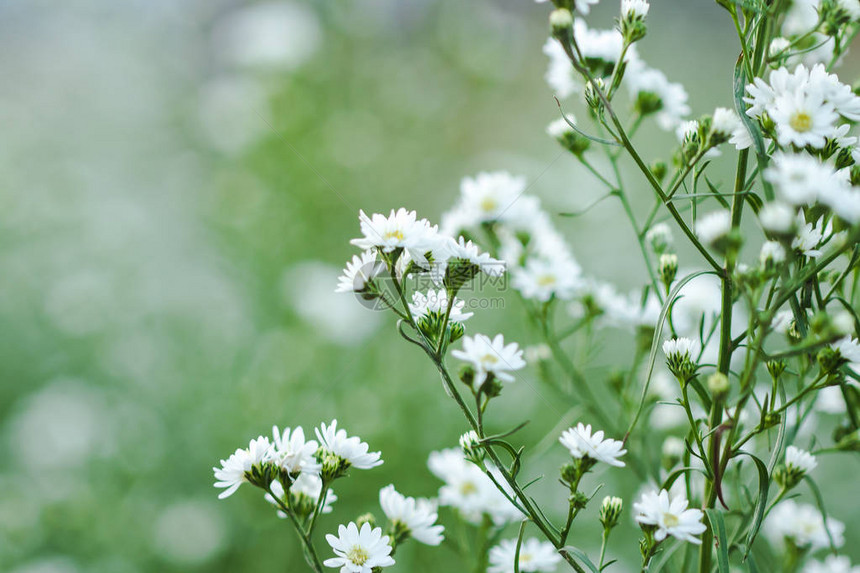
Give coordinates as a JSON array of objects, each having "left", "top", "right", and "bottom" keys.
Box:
[
  {"left": 520, "top": 553, "right": 533, "bottom": 563},
  {"left": 384, "top": 229, "right": 404, "bottom": 241},
  {"left": 481, "top": 353, "right": 499, "bottom": 365},
  {"left": 480, "top": 197, "right": 497, "bottom": 212},
  {"left": 537, "top": 274, "right": 557, "bottom": 287},
  {"left": 662, "top": 512, "right": 680, "bottom": 528},
  {"left": 789, "top": 111, "right": 812, "bottom": 133},
  {"left": 460, "top": 481, "right": 478, "bottom": 495},
  {"left": 347, "top": 546, "right": 369, "bottom": 566}
]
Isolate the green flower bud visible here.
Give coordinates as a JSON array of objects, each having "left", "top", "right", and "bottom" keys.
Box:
[{"left": 599, "top": 496, "right": 624, "bottom": 529}]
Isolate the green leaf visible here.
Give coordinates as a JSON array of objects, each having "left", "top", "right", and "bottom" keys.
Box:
[
  {"left": 706, "top": 509, "right": 730, "bottom": 573},
  {"left": 560, "top": 546, "right": 600, "bottom": 573},
  {"left": 661, "top": 465, "right": 706, "bottom": 491},
  {"left": 644, "top": 538, "right": 680, "bottom": 572},
  {"left": 744, "top": 191, "right": 764, "bottom": 214},
  {"left": 746, "top": 552, "right": 761, "bottom": 573},
  {"left": 736, "top": 450, "right": 769, "bottom": 558},
  {"left": 804, "top": 476, "right": 839, "bottom": 552}
]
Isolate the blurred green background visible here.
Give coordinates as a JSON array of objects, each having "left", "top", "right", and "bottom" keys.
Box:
[{"left": 1, "top": 1, "right": 859, "bottom": 571}]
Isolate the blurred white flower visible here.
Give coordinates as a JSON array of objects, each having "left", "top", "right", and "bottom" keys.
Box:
[
  {"left": 213, "top": 2, "right": 322, "bottom": 71},
  {"left": 488, "top": 538, "right": 561, "bottom": 573},
  {"left": 378, "top": 484, "right": 444, "bottom": 545},
  {"left": 765, "top": 500, "right": 845, "bottom": 550},
  {"left": 152, "top": 500, "right": 225, "bottom": 565}
]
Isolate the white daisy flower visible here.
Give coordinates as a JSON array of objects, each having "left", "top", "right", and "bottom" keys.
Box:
[
  {"left": 810, "top": 64, "right": 860, "bottom": 121},
  {"left": 804, "top": 555, "right": 860, "bottom": 573},
  {"left": 559, "top": 422, "right": 627, "bottom": 467},
  {"left": 744, "top": 65, "right": 811, "bottom": 118},
  {"left": 645, "top": 223, "right": 674, "bottom": 250},
  {"left": 335, "top": 250, "right": 385, "bottom": 294},
  {"left": 266, "top": 474, "right": 337, "bottom": 517},
  {"left": 378, "top": 484, "right": 444, "bottom": 546},
  {"left": 443, "top": 236, "right": 506, "bottom": 279},
  {"left": 488, "top": 538, "right": 562, "bottom": 573},
  {"left": 793, "top": 217, "right": 826, "bottom": 258},
  {"left": 543, "top": 39, "right": 579, "bottom": 98},
  {"left": 764, "top": 152, "right": 839, "bottom": 206},
  {"left": 315, "top": 420, "right": 383, "bottom": 470},
  {"left": 409, "top": 289, "right": 473, "bottom": 323},
  {"left": 760, "top": 241, "right": 787, "bottom": 266},
  {"left": 350, "top": 208, "right": 437, "bottom": 264},
  {"left": 765, "top": 500, "right": 845, "bottom": 550},
  {"left": 324, "top": 522, "right": 395, "bottom": 573},
  {"left": 458, "top": 171, "right": 527, "bottom": 224},
  {"left": 662, "top": 337, "right": 699, "bottom": 360},
  {"left": 711, "top": 107, "right": 742, "bottom": 140},
  {"left": 271, "top": 426, "right": 320, "bottom": 477},
  {"left": 769, "top": 37, "right": 791, "bottom": 58},
  {"left": 428, "top": 448, "right": 522, "bottom": 526},
  {"left": 634, "top": 489, "right": 706, "bottom": 544},
  {"left": 626, "top": 59, "right": 691, "bottom": 130},
  {"left": 451, "top": 333, "right": 526, "bottom": 386},
  {"left": 511, "top": 256, "right": 582, "bottom": 302},
  {"left": 785, "top": 445, "right": 817, "bottom": 474},
  {"left": 770, "top": 90, "right": 838, "bottom": 148},
  {"left": 759, "top": 201, "right": 797, "bottom": 234},
  {"left": 696, "top": 210, "right": 732, "bottom": 247},
  {"left": 213, "top": 436, "right": 272, "bottom": 499}
]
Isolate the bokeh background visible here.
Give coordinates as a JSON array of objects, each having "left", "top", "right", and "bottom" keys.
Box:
[{"left": 2, "top": 1, "right": 859, "bottom": 571}]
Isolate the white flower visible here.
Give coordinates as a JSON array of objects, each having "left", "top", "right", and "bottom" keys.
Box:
[
  {"left": 634, "top": 489, "right": 706, "bottom": 544},
  {"left": 759, "top": 201, "right": 797, "bottom": 234},
  {"left": 805, "top": 555, "right": 860, "bottom": 573},
  {"left": 764, "top": 153, "right": 842, "bottom": 206},
  {"left": 712, "top": 107, "right": 742, "bottom": 139},
  {"left": 696, "top": 211, "right": 732, "bottom": 247},
  {"left": 266, "top": 474, "right": 337, "bottom": 517},
  {"left": 816, "top": 386, "right": 848, "bottom": 414},
  {"left": 511, "top": 256, "right": 582, "bottom": 302},
  {"left": 451, "top": 334, "right": 526, "bottom": 386},
  {"left": 459, "top": 171, "right": 528, "bottom": 224},
  {"left": 837, "top": 0, "right": 860, "bottom": 20},
  {"left": 428, "top": 448, "right": 522, "bottom": 525},
  {"left": 662, "top": 337, "right": 700, "bottom": 365},
  {"left": 315, "top": 420, "right": 383, "bottom": 470},
  {"left": 213, "top": 436, "right": 272, "bottom": 499},
  {"left": 488, "top": 538, "right": 562, "bottom": 573},
  {"left": 793, "top": 217, "right": 826, "bottom": 258},
  {"left": 324, "top": 522, "right": 395, "bottom": 573},
  {"left": 785, "top": 445, "right": 817, "bottom": 474},
  {"left": 271, "top": 426, "right": 320, "bottom": 477},
  {"left": 543, "top": 39, "right": 578, "bottom": 98},
  {"left": 336, "top": 250, "right": 385, "bottom": 293},
  {"left": 770, "top": 90, "right": 838, "bottom": 148},
  {"left": 769, "top": 37, "right": 791, "bottom": 58},
  {"left": 443, "top": 236, "right": 506, "bottom": 278},
  {"left": 350, "top": 209, "right": 437, "bottom": 264},
  {"left": 626, "top": 59, "right": 690, "bottom": 130},
  {"left": 765, "top": 500, "right": 845, "bottom": 550},
  {"left": 820, "top": 185, "right": 860, "bottom": 224},
  {"left": 547, "top": 116, "right": 575, "bottom": 139},
  {"left": 622, "top": 0, "right": 650, "bottom": 18},
  {"left": 559, "top": 423, "right": 627, "bottom": 467},
  {"left": 409, "top": 289, "right": 473, "bottom": 323},
  {"left": 760, "top": 241, "right": 786, "bottom": 266},
  {"left": 645, "top": 222, "right": 674, "bottom": 252},
  {"left": 378, "top": 485, "right": 444, "bottom": 546}
]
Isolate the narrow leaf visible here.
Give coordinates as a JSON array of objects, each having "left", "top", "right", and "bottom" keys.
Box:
[
  {"left": 706, "top": 508, "right": 730, "bottom": 573},
  {"left": 736, "top": 450, "right": 769, "bottom": 558}
]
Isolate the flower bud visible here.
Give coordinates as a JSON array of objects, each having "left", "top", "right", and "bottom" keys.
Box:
[
  {"left": 619, "top": 0, "right": 649, "bottom": 43},
  {"left": 767, "top": 359, "right": 786, "bottom": 381},
  {"left": 599, "top": 496, "right": 624, "bottom": 529},
  {"left": 459, "top": 430, "right": 485, "bottom": 464},
  {"left": 547, "top": 116, "right": 591, "bottom": 156},
  {"left": 661, "top": 436, "right": 685, "bottom": 470},
  {"left": 584, "top": 78, "right": 606, "bottom": 113},
  {"left": 550, "top": 8, "right": 574, "bottom": 38},
  {"left": 658, "top": 253, "right": 678, "bottom": 291},
  {"left": 662, "top": 337, "right": 700, "bottom": 383},
  {"left": 650, "top": 161, "right": 668, "bottom": 183},
  {"left": 356, "top": 513, "right": 377, "bottom": 530},
  {"left": 645, "top": 223, "right": 673, "bottom": 255},
  {"left": 707, "top": 372, "right": 730, "bottom": 399}
]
